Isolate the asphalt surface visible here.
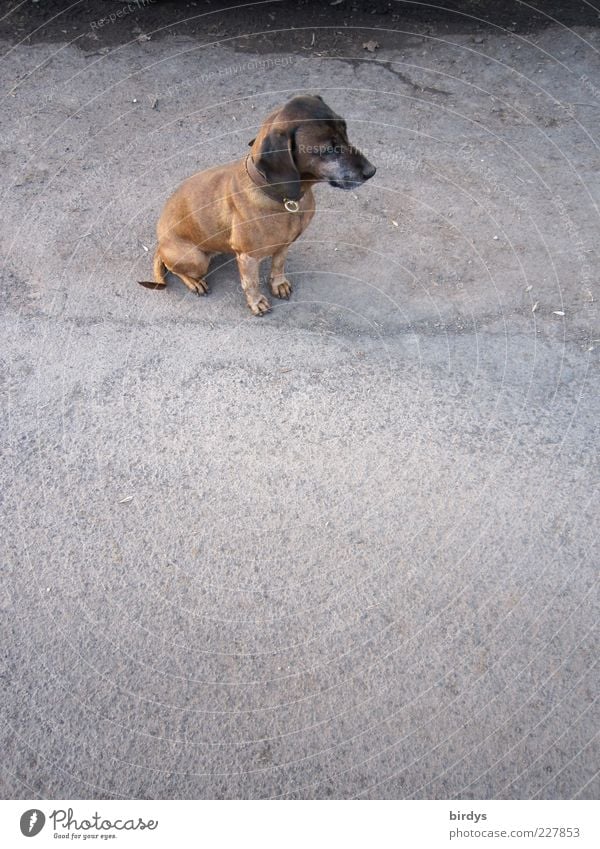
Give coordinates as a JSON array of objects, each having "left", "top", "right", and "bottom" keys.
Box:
[{"left": 1, "top": 4, "right": 598, "bottom": 799}]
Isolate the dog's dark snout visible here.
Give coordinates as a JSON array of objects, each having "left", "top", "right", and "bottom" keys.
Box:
[{"left": 362, "top": 162, "right": 376, "bottom": 180}]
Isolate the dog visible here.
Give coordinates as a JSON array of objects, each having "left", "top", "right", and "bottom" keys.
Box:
[{"left": 139, "top": 94, "right": 376, "bottom": 315}]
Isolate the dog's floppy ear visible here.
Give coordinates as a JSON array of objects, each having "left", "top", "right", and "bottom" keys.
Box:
[{"left": 253, "top": 123, "right": 301, "bottom": 201}]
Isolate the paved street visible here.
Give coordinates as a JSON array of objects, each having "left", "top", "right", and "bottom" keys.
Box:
[{"left": 1, "top": 4, "right": 598, "bottom": 799}]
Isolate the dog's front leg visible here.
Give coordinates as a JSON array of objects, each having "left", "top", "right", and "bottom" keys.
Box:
[
  {"left": 236, "top": 253, "right": 271, "bottom": 316},
  {"left": 269, "top": 246, "right": 292, "bottom": 300}
]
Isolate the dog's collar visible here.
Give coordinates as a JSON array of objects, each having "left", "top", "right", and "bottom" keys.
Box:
[{"left": 245, "top": 155, "right": 301, "bottom": 213}]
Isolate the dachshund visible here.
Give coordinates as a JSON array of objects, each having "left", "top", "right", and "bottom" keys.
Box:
[{"left": 139, "top": 94, "right": 376, "bottom": 315}]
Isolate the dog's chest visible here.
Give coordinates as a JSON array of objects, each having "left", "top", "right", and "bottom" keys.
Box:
[
  {"left": 232, "top": 191, "right": 315, "bottom": 256},
  {"left": 279, "top": 206, "right": 312, "bottom": 240},
  {"left": 281, "top": 194, "right": 316, "bottom": 240}
]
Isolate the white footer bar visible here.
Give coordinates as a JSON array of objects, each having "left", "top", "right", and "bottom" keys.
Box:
[{"left": 1, "top": 800, "right": 597, "bottom": 848}]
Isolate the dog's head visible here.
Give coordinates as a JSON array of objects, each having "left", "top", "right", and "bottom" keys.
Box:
[{"left": 249, "top": 94, "right": 376, "bottom": 200}]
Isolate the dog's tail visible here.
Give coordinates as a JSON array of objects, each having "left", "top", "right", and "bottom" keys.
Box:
[{"left": 138, "top": 249, "right": 167, "bottom": 290}]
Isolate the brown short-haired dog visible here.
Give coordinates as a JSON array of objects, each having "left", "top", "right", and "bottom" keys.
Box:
[{"left": 139, "top": 94, "right": 376, "bottom": 315}]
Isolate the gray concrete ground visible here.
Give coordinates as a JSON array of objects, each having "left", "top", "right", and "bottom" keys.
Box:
[{"left": 1, "top": 11, "right": 599, "bottom": 799}]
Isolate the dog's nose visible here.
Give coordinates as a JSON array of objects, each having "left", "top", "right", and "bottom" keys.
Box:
[{"left": 362, "top": 162, "right": 376, "bottom": 179}]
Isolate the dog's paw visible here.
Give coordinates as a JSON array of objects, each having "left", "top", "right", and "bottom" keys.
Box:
[
  {"left": 191, "top": 278, "right": 210, "bottom": 296},
  {"left": 270, "top": 279, "right": 293, "bottom": 299},
  {"left": 247, "top": 294, "right": 272, "bottom": 316}
]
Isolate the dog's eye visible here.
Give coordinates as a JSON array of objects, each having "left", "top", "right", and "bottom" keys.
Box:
[{"left": 321, "top": 142, "right": 338, "bottom": 156}]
